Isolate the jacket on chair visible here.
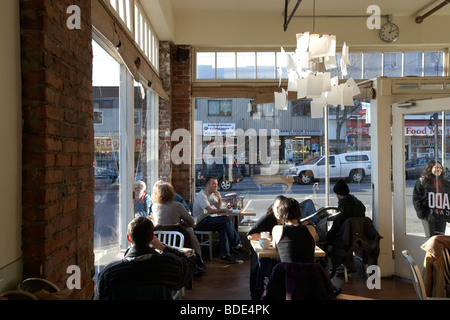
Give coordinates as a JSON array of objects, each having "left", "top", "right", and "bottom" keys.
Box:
[{"left": 329, "top": 217, "right": 382, "bottom": 272}]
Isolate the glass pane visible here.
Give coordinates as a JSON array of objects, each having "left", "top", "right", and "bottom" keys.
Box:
[
  {"left": 93, "top": 41, "right": 121, "bottom": 275},
  {"left": 328, "top": 100, "right": 372, "bottom": 218},
  {"left": 276, "top": 52, "right": 290, "bottom": 79},
  {"left": 237, "top": 52, "right": 255, "bottom": 79},
  {"left": 217, "top": 52, "right": 235, "bottom": 79},
  {"left": 384, "top": 52, "right": 403, "bottom": 77},
  {"left": 424, "top": 52, "right": 444, "bottom": 76},
  {"left": 208, "top": 100, "right": 220, "bottom": 116},
  {"left": 134, "top": 82, "right": 158, "bottom": 218},
  {"left": 194, "top": 95, "right": 373, "bottom": 245},
  {"left": 344, "top": 52, "right": 363, "bottom": 79},
  {"left": 257, "top": 52, "right": 276, "bottom": 79},
  {"left": 364, "top": 52, "right": 382, "bottom": 79},
  {"left": 406, "top": 111, "right": 449, "bottom": 237},
  {"left": 404, "top": 52, "right": 423, "bottom": 76},
  {"left": 196, "top": 52, "right": 215, "bottom": 79}
]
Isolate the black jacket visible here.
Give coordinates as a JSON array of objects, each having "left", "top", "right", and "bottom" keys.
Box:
[
  {"left": 329, "top": 217, "right": 382, "bottom": 273},
  {"left": 412, "top": 175, "right": 450, "bottom": 222},
  {"left": 326, "top": 194, "right": 366, "bottom": 245}
]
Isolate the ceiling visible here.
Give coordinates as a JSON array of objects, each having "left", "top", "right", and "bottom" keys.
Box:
[
  {"left": 141, "top": 0, "right": 450, "bottom": 47},
  {"left": 169, "top": 0, "right": 450, "bottom": 17}
]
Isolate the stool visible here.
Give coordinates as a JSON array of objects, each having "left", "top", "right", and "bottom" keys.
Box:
[{"left": 194, "top": 230, "right": 214, "bottom": 260}]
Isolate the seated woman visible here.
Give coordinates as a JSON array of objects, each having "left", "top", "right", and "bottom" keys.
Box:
[
  {"left": 151, "top": 182, "right": 203, "bottom": 266},
  {"left": 247, "top": 195, "right": 286, "bottom": 300},
  {"left": 272, "top": 197, "right": 316, "bottom": 263},
  {"left": 247, "top": 195, "right": 286, "bottom": 241}
]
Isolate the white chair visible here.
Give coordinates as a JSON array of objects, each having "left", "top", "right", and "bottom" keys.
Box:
[
  {"left": 153, "top": 230, "right": 186, "bottom": 299},
  {"left": 154, "top": 231, "right": 184, "bottom": 249},
  {"left": 194, "top": 230, "right": 214, "bottom": 260},
  {"left": 401, "top": 249, "right": 450, "bottom": 300}
]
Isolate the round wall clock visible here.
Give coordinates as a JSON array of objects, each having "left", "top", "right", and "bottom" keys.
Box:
[{"left": 379, "top": 22, "right": 399, "bottom": 43}]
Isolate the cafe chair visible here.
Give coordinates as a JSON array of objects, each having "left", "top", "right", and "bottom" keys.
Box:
[
  {"left": 20, "top": 277, "right": 60, "bottom": 294},
  {"left": 261, "top": 262, "right": 336, "bottom": 300},
  {"left": 401, "top": 249, "right": 450, "bottom": 300},
  {"left": 194, "top": 230, "right": 214, "bottom": 260},
  {"left": 153, "top": 230, "right": 187, "bottom": 299},
  {"left": 154, "top": 230, "right": 185, "bottom": 249},
  {"left": 328, "top": 217, "right": 382, "bottom": 282}
]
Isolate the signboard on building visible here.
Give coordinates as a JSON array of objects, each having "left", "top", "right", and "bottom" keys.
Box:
[
  {"left": 95, "top": 137, "right": 142, "bottom": 152},
  {"left": 202, "top": 123, "right": 236, "bottom": 136},
  {"left": 279, "top": 129, "right": 322, "bottom": 136}
]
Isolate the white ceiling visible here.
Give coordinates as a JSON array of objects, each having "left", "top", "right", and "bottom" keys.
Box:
[
  {"left": 169, "top": 0, "right": 450, "bottom": 17},
  {"left": 140, "top": 0, "right": 450, "bottom": 46}
]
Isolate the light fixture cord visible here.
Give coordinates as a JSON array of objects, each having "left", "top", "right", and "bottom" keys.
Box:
[{"left": 313, "top": 0, "right": 316, "bottom": 33}]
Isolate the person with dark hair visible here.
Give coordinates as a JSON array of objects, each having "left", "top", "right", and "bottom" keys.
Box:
[
  {"left": 326, "top": 179, "right": 366, "bottom": 245},
  {"left": 247, "top": 195, "right": 286, "bottom": 299},
  {"left": 192, "top": 176, "right": 250, "bottom": 263},
  {"left": 272, "top": 197, "right": 316, "bottom": 263},
  {"left": 413, "top": 160, "right": 450, "bottom": 237},
  {"left": 96, "top": 216, "right": 196, "bottom": 300}
]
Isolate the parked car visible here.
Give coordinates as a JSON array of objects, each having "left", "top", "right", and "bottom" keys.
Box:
[
  {"left": 195, "top": 163, "right": 243, "bottom": 191},
  {"left": 404, "top": 157, "right": 433, "bottom": 179},
  {"left": 287, "top": 151, "right": 371, "bottom": 184}
]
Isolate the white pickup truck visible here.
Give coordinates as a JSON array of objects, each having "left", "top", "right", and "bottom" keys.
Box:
[{"left": 287, "top": 151, "right": 371, "bottom": 184}]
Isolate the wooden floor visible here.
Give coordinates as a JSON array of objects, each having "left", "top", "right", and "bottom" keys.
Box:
[{"left": 184, "top": 257, "right": 418, "bottom": 300}]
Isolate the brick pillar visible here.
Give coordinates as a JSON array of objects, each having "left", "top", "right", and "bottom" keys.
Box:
[
  {"left": 20, "top": 0, "right": 95, "bottom": 299},
  {"left": 158, "top": 43, "right": 192, "bottom": 202},
  {"left": 171, "top": 46, "right": 192, "bottom": 202},
  {"left": 159, "top": 42, "right": 173, "bottom": 183}
]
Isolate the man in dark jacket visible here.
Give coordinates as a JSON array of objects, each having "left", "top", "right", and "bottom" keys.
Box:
[
  {"left": 97, "top": 216, "right": 196, "bottom": 300},
  {"left": 326, "top": 179, "right": 366, "bottom": 245}
]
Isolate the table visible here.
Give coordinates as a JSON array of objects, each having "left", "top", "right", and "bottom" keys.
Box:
[
  {"left": 213, "top": 210, "right": 256, "bottom": 231},
  {"left": 251, "top": 240, "right": 326, "bottom": 259}
]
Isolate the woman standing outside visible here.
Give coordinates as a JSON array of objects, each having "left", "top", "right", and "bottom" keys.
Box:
[{"left": 413, "top": 160, "right": 450, "bottom": 237}]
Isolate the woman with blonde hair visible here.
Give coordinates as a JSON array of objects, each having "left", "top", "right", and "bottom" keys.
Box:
[{"left": 151, "top": 182, "right": 203, "bottom": 266}]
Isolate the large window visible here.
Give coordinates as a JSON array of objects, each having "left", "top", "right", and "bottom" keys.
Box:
[
  {"left": 93, "top": 39, "right": 159, "bottom": 283},
  {"left": 107, "top": 0, "right": 159, "bottom": 71},
  {"left": 194, "top": 96, "right": 372, "bottom": 233},
  {"left": 195, "top": 50, "right": 446, "bottom": 80},
  {"left": 93, "top": 41, "right": 122, "bottom": 277}
]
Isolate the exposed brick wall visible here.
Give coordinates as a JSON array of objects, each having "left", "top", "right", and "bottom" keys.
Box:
[
  {"left": 20, "top": 0, "right": 94, "bottom": 299},
  {"left": 159, "top": 42, "right": 192, "bottom": 202},
  {"left": 158, "top": 42, "right": 173, "bottom": 183},
  {"left": 171, "top": 46, "right": 192, "bottom": 202}
]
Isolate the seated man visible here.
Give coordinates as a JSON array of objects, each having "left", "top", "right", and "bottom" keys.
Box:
[
  {"left": 134, "top": 181, "right": 151, "bottom": 217},
  {"left": 326, "top": 179, "right": 366, "bottom": 245},
  {"left": 192, "top": 176, "right": 250, "bottom": 263},
  {"left": 96, "top": 216, "right": 196, "bottom": 300}
]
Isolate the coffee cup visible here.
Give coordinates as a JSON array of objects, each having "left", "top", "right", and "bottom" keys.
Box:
[
  {"left": 260, "top": 232, "right": 270, "bottom": 239},
  {"left": 259, "top": 238, "right": 271, "bottom": 250}
]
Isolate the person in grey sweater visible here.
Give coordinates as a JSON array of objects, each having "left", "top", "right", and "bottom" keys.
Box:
[{"left": 151, "top": 182, "right": 202, "bottom": 261}]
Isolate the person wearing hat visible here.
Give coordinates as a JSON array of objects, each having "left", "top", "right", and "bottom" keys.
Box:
[{"left": 326, "top": 179, "right": 366, "bottom": 245}]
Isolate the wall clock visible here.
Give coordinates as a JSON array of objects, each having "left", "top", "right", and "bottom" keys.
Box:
[{"left": 379, "top": 22, "right": 399, "bottom": 43}]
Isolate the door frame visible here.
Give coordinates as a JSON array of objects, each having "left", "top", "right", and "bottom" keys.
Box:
[
  {"left": 392, "top": 97, "right": 450, "bottom": 278},
  {"left": 373, "top": 77, "right": 450, "bottom": 277}
]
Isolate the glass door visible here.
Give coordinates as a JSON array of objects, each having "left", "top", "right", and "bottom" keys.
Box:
[{"left": 392, "top": 97, "right": 450, "bottom": 278}]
